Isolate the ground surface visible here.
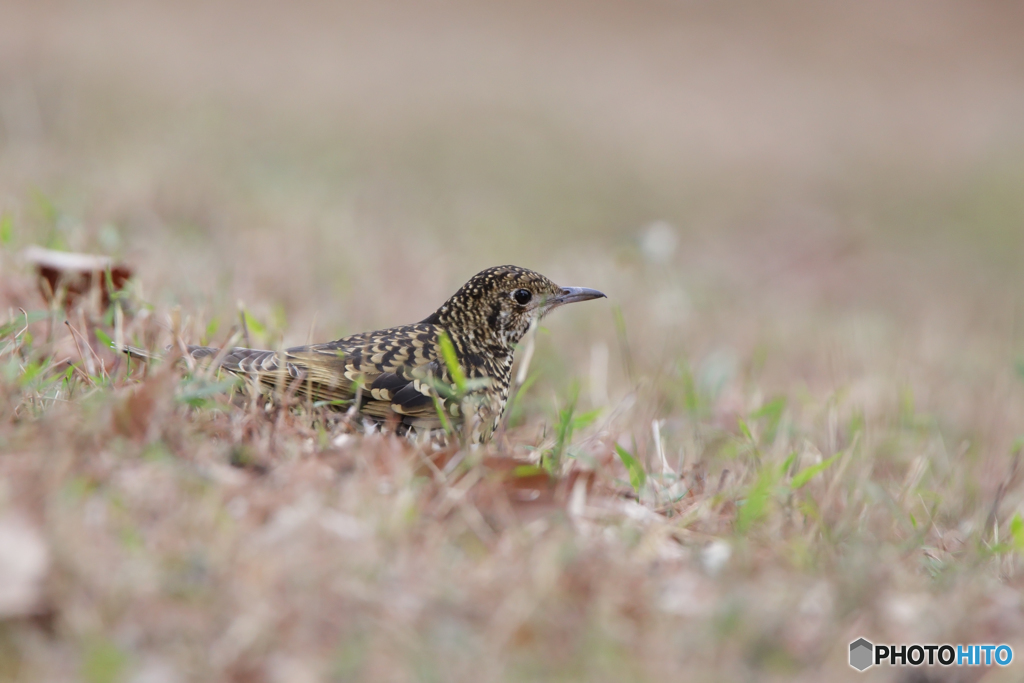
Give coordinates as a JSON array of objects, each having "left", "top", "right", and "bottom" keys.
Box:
[{"left": 2, "top": 1, "right": 1024, "bottom": 681}]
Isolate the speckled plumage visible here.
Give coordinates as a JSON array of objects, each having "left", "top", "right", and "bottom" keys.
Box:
[{"left": 183, "top": 266, "right": 605, "bottom": 438}]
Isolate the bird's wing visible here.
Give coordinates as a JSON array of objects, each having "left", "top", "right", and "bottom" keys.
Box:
[{"left": 188, "top": 324, "right": 453, "bottom": 426}]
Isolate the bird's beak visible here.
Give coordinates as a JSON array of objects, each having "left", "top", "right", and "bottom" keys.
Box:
[{"left": 548, "top": 286, "right": 607, "bottom": 308}]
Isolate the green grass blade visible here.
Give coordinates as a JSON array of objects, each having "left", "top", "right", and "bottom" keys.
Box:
[
  {"left": 615, "top": 445, "right": 647, "bottom": 493},
  {"left": 437, "top": 331, "right": 467, "bottom": 393},
  {"left": 790, "top": 453, "right": 840, "bottom": 490}
]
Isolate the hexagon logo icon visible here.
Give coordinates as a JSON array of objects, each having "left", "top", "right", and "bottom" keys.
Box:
[{"left": 849, "top": 638, "right": 874, "bottom": 671}]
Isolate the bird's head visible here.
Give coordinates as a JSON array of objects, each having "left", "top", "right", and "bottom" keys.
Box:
[{"left": 424, "top": 265, "right": 606, "bottom": 352}]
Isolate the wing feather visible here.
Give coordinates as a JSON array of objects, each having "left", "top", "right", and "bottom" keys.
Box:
[{"left": 187, "top": 323, "right": 450, "bottom": 425}]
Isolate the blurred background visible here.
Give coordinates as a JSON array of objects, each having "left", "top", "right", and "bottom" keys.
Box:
[
  {"left": 3, "top": 2, "right": 1024, "bottom": 413},
  {"left": 3, "top": 2, "right": 1024, "bottom": 397},
  {"left": 4, "top": 2, "right": 1024, "bottom": 681}
]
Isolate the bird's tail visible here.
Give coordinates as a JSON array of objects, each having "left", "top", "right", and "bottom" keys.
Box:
[
  {"left": 116, "top": 344, "right": 216, "bottom": 364},
  {"left": 116, "top": 336, "right": 263, "bottom": 375},
  {"left": 119, "top": 344, "right": 163, "bottom": 362}
]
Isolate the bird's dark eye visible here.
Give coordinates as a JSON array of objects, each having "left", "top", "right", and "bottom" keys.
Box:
[{"left": 512, "top": 289, "right": 532, "bottom": 305}]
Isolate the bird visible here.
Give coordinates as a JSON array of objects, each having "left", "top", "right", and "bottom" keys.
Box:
[{"left": 125, "top": 265, "right": 605, "bottom": 439}]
